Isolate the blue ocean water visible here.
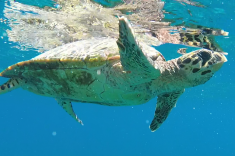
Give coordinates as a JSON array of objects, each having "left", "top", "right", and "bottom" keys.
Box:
[{"left": 0, "top": 0, "right": 235, "bottom": 156}]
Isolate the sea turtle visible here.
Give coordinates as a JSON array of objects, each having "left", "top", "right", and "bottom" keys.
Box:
[{"left": 0, "top": 17, "right": 227, "bottom": 131}]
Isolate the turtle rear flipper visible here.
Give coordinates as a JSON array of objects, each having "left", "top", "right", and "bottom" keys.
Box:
[
  {"left": 117, "top": 17, "right": 161, "bottom": 81},
  {"left": 0, "top": 78, "right": 24, "bottom": 95},
  {"left": 150, "top": 89, "right": 184, "bottom": 132},
  {"left": 56, "top": 99, "right": 83, "bottom": 125}
]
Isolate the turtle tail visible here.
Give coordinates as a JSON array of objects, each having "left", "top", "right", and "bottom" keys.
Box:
[{"left": 0, "top": 78, "right": 24, "bottom": 95}]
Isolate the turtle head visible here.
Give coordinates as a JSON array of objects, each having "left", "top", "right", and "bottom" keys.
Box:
[{"left": 176, "top": 49, "right": 227, "bottom": 87}]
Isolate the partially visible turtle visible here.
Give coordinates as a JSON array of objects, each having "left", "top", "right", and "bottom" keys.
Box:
[
  {"left": 5, "top": 0, "right": 228, "bottom": 53},
  {"left": 0, "top": 17, "right": 227, "bottom": 131}
]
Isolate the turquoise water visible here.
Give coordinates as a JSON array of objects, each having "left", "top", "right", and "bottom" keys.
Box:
[{"left": 0, "top": 0, "right": 235, "bottom": 155}]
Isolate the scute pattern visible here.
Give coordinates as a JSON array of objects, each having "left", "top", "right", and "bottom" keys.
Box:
[{"left": 175, "top": 49, "right": 226, "bottom": 88}]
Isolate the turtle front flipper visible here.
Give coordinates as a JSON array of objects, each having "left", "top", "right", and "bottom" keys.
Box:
[
  {"left": 117, "top": 17, "right": 161, "bottom": 81},
  {"left": 150, "top": 89, "right": 185, "bottom": 132},
  {"left": 0, "top": 78, "right": 25, "bottom": 95},
  {"left": 56, "top": 99, "right": 83, "bottom": 125}
]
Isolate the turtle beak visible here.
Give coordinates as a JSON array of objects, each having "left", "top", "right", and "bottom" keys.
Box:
[
  {"left": 212, "top": 52, "right": 227, "bottom": 72},
  {"left": 215, "top": 52, "right": 227, "bottom": 62}
]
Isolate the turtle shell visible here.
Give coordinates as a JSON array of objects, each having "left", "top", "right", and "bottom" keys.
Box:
[
  {"left": 0, "top": 37, "right": 165, "bottom": 105},
  {"left": 0, "top": 38, "right": 120, "bottom": 78},
  {"left": 1, "top": 37, "right": 165, "bottom": 78}
]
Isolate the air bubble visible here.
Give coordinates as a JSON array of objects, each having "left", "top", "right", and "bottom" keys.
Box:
[{"left": 52, "top": 131, "right": 57, "bottom": 136}]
